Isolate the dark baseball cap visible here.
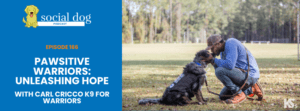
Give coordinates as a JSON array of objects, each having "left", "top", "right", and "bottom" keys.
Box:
[{"left": 205, "top": 34, "right": 222, "bottom": 50}]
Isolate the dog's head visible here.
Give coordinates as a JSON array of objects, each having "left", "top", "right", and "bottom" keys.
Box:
[
  {"left": 25, "top": 5, "right": 39, "bottom": 17},
  {"left": 183, "top": 50, "right": 208, "bottom": 75},
  {"left": 193, "top": 50, "right": 209, "bottom": 68}
]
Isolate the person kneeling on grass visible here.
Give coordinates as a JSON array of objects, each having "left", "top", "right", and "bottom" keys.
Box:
[{"left": 201, "top": 34, "right": 263, "bottom": 104}]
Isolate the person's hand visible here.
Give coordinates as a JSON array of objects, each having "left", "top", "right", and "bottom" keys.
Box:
[{"left": 201, "top": 52, "right": 214, "bottom": 63}]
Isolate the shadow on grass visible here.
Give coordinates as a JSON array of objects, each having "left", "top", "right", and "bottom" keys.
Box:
[
  {"left": 123, "top": 58, "right": 300, "bottom": 68},
  {"left": 147, "top": 74, "right": 182, "bottom": 78},
  {"left": 255, "top": 58, "right": 300, "bottom": 68},
  {"left": 259, "top": 70, "right": 300, "bottom": 74},
  {"left": 123, "top": 58, "right": 300, "bottom": 90},
  {"left": 122, "top": 60, "right": 191, "bottom": 66},
  {"left": 123, "top": 58, "right": 300, "bottom": 89}
]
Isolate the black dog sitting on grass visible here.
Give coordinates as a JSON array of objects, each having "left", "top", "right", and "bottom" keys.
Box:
[{"left": 138, "top": 50, "right": 210, "bottom": 105}]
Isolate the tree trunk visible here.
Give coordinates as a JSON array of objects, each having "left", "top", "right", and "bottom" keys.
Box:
[
  {"left": 143, "top": 14, "right": 146, "bottom": 43},
  {"left": 186, "top": 13, "right": 189, "bottom": 43},
  {"left": 274, "top": 22, "right": 276, "bottom": 40},
  {"left": 154, "top": 12, "right": 157, "bottom": 43},
  {"left": 169, "top": 0, "right": 173, "bottom": 43},
  {"left": 282, "top": 22, "right": 284, "bottom": 42},
  {"left": 290, "top": 21, "right": 292, "bottom": 43},
  {"left": 175, "top": 0, "right": 181, "bottom": 43},
  {"left": 268, "top": 17, "right": 271, "bottom": 41},
  {"left": 245, "top": 30, "right": 247, "bottom": 42},
  {"left": 160, "top": 8, "right": 162, "bottom": 26},
  {"left": 149, "top": 8, "right": 154, "bottom": 43}
]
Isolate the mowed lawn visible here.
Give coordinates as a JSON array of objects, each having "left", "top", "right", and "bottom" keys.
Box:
[{"left": 122, "top": 43, "right": 300, "bottom": 110}]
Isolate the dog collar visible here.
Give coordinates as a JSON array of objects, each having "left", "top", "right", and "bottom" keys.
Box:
[{"left": 194, "top": 62, "right": 201, "bottom": 66}]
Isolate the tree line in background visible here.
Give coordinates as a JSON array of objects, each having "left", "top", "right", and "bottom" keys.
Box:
[{"left": 122, "top": 0, "right": 299, "bottom": 44}]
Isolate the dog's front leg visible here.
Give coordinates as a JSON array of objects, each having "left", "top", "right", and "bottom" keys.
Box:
[
  {"left": 194, "top": 89, "right": 206, "bottom": 105},
  {"left": 194, "top": 75, "right": 207, "bottom": 105}
]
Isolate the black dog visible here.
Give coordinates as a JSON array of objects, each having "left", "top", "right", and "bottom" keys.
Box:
[{"left": 138, "top": 50, "right": 210, "bottom": 105}]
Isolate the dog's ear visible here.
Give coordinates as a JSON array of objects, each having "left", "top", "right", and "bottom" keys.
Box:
[
  {"left": 185, "top": 62, "right": 206, "bottom": 75},
  {"left": 24, "top": 6, "right": 29, "bottom": 14},
  {"left": 34, "top": 6, "right": 39, "bottom": 14}
]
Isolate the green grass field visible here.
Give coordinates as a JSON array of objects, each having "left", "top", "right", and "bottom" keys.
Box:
[{"left": 122, "top": 43, "right": 300, "bottom": 110}]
